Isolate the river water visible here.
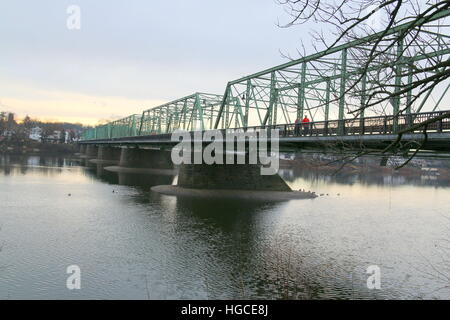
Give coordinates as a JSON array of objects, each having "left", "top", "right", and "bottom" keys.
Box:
[{"left": 0, "top": 154, "right": 449, "bottom": 300}]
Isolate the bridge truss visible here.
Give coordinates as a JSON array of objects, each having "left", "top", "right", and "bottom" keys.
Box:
[
  {"left": 214, "top": 9, "right": 450, "bottom": 133},
  {"left": 139, "top": 93, "right": 223, "bottom": 135},
  {"left": 82, "top": 9, "right": 450, "bottom": 141}
]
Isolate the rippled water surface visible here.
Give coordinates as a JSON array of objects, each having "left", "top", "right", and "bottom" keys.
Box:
[{"left": 0, "top": 155, "right": 449, "bottom": 299}]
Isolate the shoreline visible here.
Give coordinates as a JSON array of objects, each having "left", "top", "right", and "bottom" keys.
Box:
[{"left": 0, "top": 142, "right": 77, "bottom": 156}]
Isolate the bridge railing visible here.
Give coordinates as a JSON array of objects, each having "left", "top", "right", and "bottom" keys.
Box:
[
  {"left": 260, "top": 111, "right": 450, "bottom": 138},
  {"left": 80, "top": 110, "right": 449, "bottom": 141}
]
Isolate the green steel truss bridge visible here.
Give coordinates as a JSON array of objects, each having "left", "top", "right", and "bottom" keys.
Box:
[{"left": 81, "top": 9, "right": 450, "bottom": 151}]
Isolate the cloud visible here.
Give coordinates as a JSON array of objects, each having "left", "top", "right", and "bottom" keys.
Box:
[{"left": 0, "top": 0, "right": 307, "bottom": 124}]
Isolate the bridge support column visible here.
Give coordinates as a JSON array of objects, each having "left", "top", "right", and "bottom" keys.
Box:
[
  {"left": 152, "top": 162, "right": 319, "bottom": 201},
  {"left": 89, "top": 146, "right": 121, "bottom": 165},
  {"left": 79, "top": 144, "right": 87, "bottom": 154},
  {"left": 119, "top": 148, "right": 173, "bottom": 169},
  {"left": 98, "top": 146, "right": 121, "bottom": 161},
  {"left": 104, "top": 147, "right": 176, "bottom": 176},
  {"left": 177, "top": 163, "right": 291, "bottom": 191},
  {"left": 85, "top": 145, "right": 98, "bottom": 158}
]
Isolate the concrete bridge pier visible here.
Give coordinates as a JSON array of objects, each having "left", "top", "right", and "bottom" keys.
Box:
[
  {"left": 89, "top": 146, "right": 121, "bottom": 166},
  {"left": 119, "top": 148, "right": 173, "bottom": 169},
  {"left": 104, "top": 147, "right": 176, "bottom": 176},
  {"left": 79, "top": 144, "right": 98, "bottom": 167},
  {"left": 78, "top": 144, "right": 98, "bottom": 165},
  {"left": 152, "top": 161, "right": 317, "bottom": 201},
  {"left": 177, "top": 163, "right": 291, "bottom": 191},
  {"left": 85, "top": 145, "right": 99, "bottom": 158},
  {"left": 74, "top": 144, "right": 87, "bottom": 159},
  {"left": 78, "top": 144, "right": 87, "bottom": 154}
]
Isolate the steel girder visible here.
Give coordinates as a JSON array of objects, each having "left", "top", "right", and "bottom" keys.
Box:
[
  {"left": 139, "top": 92, "right": 223, "bottom": 135},
  {"left": 81, "top": 9, "right": 450, "bottom": 141},
  {"left": 81, "top": 114, "right": 141, "bottom": 140},
  {"left": 213, "top": 9, "right": 450, "bottom": 133}
]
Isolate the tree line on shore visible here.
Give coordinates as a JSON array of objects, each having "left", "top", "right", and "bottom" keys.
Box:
[{"left": 0, "top": 111, "right": 90, "bottom": 147}]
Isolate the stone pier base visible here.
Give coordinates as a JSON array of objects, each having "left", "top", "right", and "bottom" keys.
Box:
[
  {"left": 84, "top": 145, "right": 98, "bottom": 159},
  {"left": 104, "top": 147, "right": 177, "bottom": 175},
  {"left": 151, "top": 163, "right": 319, "bottom": 201},
  {"left": 119, "top": 148, "right": 173, "bottom": 169},
  {"left": 89, "top": 146, "right": 121, "bottom": 165},
  {"left": 177, "top": 163, "right": 291, "bottom": 191},
  {"left": 74, "top": 144, "right": 87, "bottom": 157}
]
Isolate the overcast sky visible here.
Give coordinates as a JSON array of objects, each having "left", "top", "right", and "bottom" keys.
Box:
[{"left": 0, "top": 0, "right": 319, "bottom": 124}]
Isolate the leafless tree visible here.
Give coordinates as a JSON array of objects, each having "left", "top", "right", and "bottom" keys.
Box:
[{"left": 277, "top": 0, "right": 450, "bottom": 167}]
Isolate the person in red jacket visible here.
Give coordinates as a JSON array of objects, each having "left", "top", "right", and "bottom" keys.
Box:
[{"left": 302, "top": 116, "right": 310, "bottom": 135}]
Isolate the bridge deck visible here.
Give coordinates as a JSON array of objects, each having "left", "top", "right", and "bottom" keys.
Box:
[{"left": 80, "top": 111, "right": 450, "bottom": 151}]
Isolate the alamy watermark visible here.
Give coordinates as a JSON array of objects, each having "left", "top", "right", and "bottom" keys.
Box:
[
  {"left": 66, "top": 265, "right": 81, "bottom": 290},
  {"left": 366, "top": 265, "right": 381, "bottom": 290},
  {"left": 171, "top": 129, "right": 280, "bottom": 175},
  {"left": 64, "top": 263, "right": 381, "bottom": 293},
  {"left": 67, "top": 5, "right": 81, "bottom": 30}
]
